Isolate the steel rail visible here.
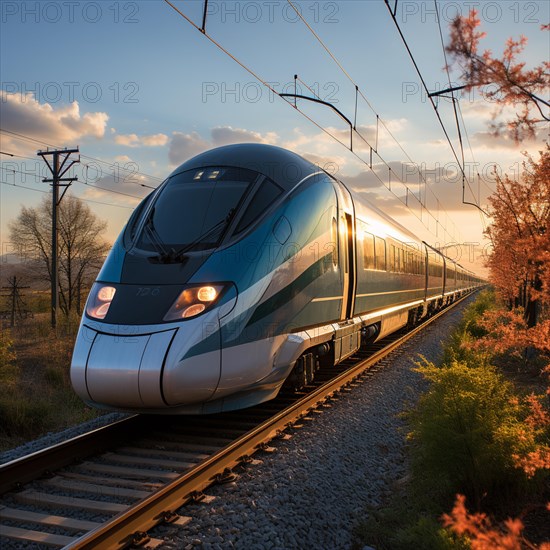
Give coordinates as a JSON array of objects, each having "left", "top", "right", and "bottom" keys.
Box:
[
  {"left": 66, "top": 293, "right": 475, "bottom": 550},
  {"left": 0, "top": 415, "right": 143, "bottom": 494}
]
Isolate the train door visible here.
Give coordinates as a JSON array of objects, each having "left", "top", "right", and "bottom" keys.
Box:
[
  {"left": 334, "top": 182, "right": 356, "bottom": 321},
  {"left": 344, "top": 213, "right": 356, "bottom": 319}
]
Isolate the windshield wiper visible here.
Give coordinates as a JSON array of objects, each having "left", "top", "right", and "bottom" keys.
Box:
[
  {"left": 143, "top": 208, "right": 171, "bottom": 259},
  {"left": 156, "top": 209, "right": 236, "bottom": 264}
]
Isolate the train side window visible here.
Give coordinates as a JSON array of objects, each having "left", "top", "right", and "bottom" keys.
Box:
[
  {"left": 363, "top": 233, "right": 375, "bottom": 270},
  {"left": 390, "top": 244, "right": 396, "bottom": 272},
  {"left": 375, "top": 237, "right": 386, "bottom": 271},
  {"left": 397, "top": 247, "right": 403, "bottom": 273},
  {"left": 235, "top": 177, "right": 282, "bottom": 233}
]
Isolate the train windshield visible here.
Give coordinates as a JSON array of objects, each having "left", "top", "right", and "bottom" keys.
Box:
[{"left": 133, "top": 167, "right": 259, "bottom": 254}]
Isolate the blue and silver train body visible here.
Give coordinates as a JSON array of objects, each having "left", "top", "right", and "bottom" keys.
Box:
[{"left": 71, "top": 144, "right": 483, "bottom": 414}]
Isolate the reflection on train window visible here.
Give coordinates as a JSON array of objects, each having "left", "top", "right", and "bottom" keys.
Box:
[
  {"left": 375, "top": 237, "right": 386, "bottom": 271},
  {"left": 126, "top": 192, "right": 154, "bottom": 242},
  {"left": 135, "top": 167, "right": 258, "bottom": 252},
  {"left": 331, "top": 217, "right": 338, "bottom": 266},
  {"left": 341, "top": 216, "right": 348, "bottom": 273},
  {"left": 363, "top": 232, "right": 375, "bottom": 269},
  {"left": 235, "top": 177, "right": 282, "bottom": 233}
]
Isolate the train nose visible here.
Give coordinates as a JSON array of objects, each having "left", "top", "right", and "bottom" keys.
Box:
[{"left": 72, "top": 327, "right": 176, "bottom": 408}]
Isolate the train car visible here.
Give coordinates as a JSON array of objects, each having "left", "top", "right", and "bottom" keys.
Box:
[{"left": 71, "top": 144, "right": 483, "bottom": 414}]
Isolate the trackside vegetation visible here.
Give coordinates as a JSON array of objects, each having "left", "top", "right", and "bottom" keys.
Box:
[
  {"left": 353, "top": 290, "right": 550, "bottom": 549},
  {"left": 0, "top": 311, "right": 101, "bottom": 452}
]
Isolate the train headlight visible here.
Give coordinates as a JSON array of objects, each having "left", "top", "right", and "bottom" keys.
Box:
[
  {"left": 164, "top": 284, "right": 224, "bottom": 321},
  {"left": 86, "top": 283, "right": 117, "bottom": 320}
]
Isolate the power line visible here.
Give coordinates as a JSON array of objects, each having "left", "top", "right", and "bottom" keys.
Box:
[
  {"left": 433, "top": 0, "right": 486, "bottom": 217},
  {"left": 78, "top": 178, "right": 144, "bottom": 200},
  {"left": 0, "top": 179, "right": 135, "bottom": 210},
  {"left": 0, "top": 165, "right": 42, "bottom": 179},
  {"left": 0, "top": 156, "right": 148, "bottom": 204},
  {"left": 1, "top": 154, "right": 151, "bottom": 201},
  {"left": 162, "top": 0, "right": 464, "bottom": 245},
  {"left": 0, "top": 129, "right": 162, "bottom": 185},
  {"left": 0, "top": 179, "right": 48, "bottom": 194},
  {"left": 384, "top": 0, "right": 489, "bottom": 219},
  {"left": 282, "top": 1, "right": 465, "bottom": 241}
]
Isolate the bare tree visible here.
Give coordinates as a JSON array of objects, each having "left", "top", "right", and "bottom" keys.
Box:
[{"left": 8, "top": 195, "right": 110, "bottom": 316}]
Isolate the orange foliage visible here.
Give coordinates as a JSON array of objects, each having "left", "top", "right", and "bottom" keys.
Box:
[
  {"left": 514, "top": 448, "right": 550, "bottom": 478},
  {"left": 484, "top": 145, "right": 550, "bottom": 327},
  {"left": 472, "top": 309, "right": 550, "bottom": 479},
  {"left": 446, "top": 10, "right": 549, "bottom": 141},
  {"left": 474, "top": 309, "right": 550, "bottom": 356},
  {"left": 443, "top": 495, "right": 550, "bottom": 550}
]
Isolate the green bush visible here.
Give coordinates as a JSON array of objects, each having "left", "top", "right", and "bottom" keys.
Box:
[
  {"left": 409, "top": 357, "right": 535, "bottom": 508},
  {"left": 353, "top": 502, "right": 470, "bottom": 550},
  {"left": 441, "top": 289, "right": 496, "bottom": 367},
  {"left": 458, "top": 288, "right": 496, "bottom": 338}
]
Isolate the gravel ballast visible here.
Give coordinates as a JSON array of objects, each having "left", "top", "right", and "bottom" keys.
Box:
[
  {"left": 0, "top": 298, "right": 473, "bottom": 549},
  {"left": 151, "top": 299, "right": 474, "bottom": 549}
]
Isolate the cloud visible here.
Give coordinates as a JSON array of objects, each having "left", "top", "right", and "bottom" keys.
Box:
[
  {"left": 211, "top": 126, "right": 278, "bottom": 146},
  {"left": 470, "top": 127, "right": 548, "bottom": 151},
  {"left": 0, "top": 91, "right": 108, "bottom": 154},
  {"left": 168, "top": 131, "right": 211, "bottom": 165},
  {"left": 114, "top": 133, "right": 169, "bottom": 147},
  {"left": 168, "top": 126, "right": 279, "bottom": 166}
]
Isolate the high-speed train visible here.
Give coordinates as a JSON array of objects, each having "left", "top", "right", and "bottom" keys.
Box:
[{"left": 71, "top": 144, "right": 484, "bottom": 414}]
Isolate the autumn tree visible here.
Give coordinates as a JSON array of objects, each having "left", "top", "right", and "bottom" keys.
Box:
[
  {"left": 8, "top": 195, "right": 110, "bottom": 316},
  {"left": 446, "top": 10, "right": 549, "bottom": 142},
  {"left": 484, "top": 145, "right": 550, "bottom": 326}
]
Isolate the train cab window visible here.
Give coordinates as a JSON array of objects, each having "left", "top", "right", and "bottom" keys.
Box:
[
  {"left": 134, "top": 166, "right": 258, "bottom": 253},
  {"left": 235, "top": 177, "right": 283, "bottom": 233},
  {"left": 375, "top": 237, "right": 386, "bottom": 271},
  {"left": 363, "top": 233, "right": 375, "bottom": 270},
  {"left": 125, "top": 191, "right": 154, "bottom": 244}
]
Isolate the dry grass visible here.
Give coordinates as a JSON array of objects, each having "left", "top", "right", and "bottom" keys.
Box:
[{"left": 0, "top": 309, "right": 102, "bottom": 452}]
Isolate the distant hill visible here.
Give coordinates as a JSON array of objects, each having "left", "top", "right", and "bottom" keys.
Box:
[
  {"left": 0, "top": 254, "right": 47, "bottom": 290},
  {"left": 0, "top": 253, "right": 26, "bottom": 265}
]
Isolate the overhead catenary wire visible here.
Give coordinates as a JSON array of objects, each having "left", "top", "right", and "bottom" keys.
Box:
[
  {"left": 283, "top": 0, "right": 467, "bottom": 241},
  {"left": 282, "top": 1, "right": 467, "bottom": 241},
  {"left": 384, "top": 0, "right": 489, "bottom": 219},
  {"left": 433, "top": 0, "right": 487, "bottom": 218},
  {"left": 162, "top": 0, "right": 463, "bottom": 245}
]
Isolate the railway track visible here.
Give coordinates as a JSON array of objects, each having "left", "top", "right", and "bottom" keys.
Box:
[{"left": 0, "top": 293, "right": 475, "bottom": 549}]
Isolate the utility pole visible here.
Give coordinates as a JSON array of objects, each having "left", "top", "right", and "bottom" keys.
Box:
[
  {"left": 2, "top": 276, "right": 30, "bottom": 327},
  {"left": 37, "top": 148, "right": 79, "bottom": 329}
]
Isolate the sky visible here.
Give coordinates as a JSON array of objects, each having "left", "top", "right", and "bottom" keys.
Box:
[{"left": 1, "top": 0, "right": 549, "bottom": 276}]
